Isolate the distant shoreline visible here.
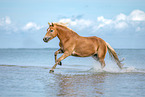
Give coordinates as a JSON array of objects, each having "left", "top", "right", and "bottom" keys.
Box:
[{"left": 0, "top": 48, "right": 145, "bottom": 50}]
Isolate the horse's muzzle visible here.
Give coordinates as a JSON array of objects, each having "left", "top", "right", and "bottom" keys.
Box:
[{"left": 43, "top": 37, "right": 51, "bottom": 42}]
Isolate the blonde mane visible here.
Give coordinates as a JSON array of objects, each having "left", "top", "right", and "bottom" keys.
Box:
[{"left": 53, "top": 22, "right": 75, "bottom": 33}]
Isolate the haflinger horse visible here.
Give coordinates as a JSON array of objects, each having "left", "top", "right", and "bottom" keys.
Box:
[{"left": 43, "top": 22, "right": 124, "bottom": 73}]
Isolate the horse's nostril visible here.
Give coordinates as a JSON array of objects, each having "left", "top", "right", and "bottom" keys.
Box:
[
  {"left": 43, "top": 37, "right": 51, "bottom": 42},
  {"left": 43, "top": 38, "right": 47, "bottom": 41}
]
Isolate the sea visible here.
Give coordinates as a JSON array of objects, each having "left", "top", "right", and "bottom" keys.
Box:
[{"left": 0, "top": 48, "right": 145, "bottom": 97}]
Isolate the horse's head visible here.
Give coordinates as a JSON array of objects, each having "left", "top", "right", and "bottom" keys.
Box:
[{"left": 43, "top": 22, "right": 58, "bottom": 42}]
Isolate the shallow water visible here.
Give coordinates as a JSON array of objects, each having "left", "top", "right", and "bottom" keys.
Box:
[{"left": 0, "top": 48, "right": 145, "bottom": 97}]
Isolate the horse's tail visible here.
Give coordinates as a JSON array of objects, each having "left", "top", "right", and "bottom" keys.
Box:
[{"left": 106, "top": 42, "right": 124, "bottom": 69}]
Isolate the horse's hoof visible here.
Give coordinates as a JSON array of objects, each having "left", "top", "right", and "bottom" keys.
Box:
[
  {"left": 49, "top": 70, "right": 54, "bottom": 73},
  {"left": 58, "top": 61, "right": 62, "bottom": 66}
]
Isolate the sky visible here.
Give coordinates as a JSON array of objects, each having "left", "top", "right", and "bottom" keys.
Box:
[{"left": 0, "top": 0, "right": 145, "bottom": 49}]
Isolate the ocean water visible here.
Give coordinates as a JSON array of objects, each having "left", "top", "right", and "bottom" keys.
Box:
[{"left": 0, "top": 48, "right": 145, "bottom": 97}]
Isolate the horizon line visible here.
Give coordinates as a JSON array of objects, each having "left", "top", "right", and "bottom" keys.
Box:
[{"left": 0, "top": 47, "right": 145, "bottom": 50}]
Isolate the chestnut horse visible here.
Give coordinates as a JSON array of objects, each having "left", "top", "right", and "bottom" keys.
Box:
[{"left": 43, "top": 22, "right": 123, "bottom": 73}]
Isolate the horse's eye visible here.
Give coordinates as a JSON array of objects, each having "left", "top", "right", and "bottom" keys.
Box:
[{"left": 50, "top": 30, "right": 54, "bottom": 32}]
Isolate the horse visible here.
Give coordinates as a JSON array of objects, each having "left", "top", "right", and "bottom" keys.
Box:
[{"left": 43, "top": 22, "right": 124, "bottom": 73}]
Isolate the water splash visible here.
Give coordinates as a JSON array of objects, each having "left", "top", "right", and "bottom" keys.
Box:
[{"left": 89, "top": 65, "right": 145, "bottom": 74}]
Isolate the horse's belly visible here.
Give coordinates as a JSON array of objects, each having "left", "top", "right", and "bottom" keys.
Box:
[{"left": 71, "top": 49, "right": 95, "bottom": 57}]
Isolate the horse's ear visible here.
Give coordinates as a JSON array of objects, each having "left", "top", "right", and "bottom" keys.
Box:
[
  {"left": 52, "top": 23, "right": 54, "bottom": 27},
  {"left": 48, "top": 22, "right": 50, "bottom": 26}
]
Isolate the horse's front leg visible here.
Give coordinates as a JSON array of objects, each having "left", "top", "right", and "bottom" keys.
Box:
[
  {"left": 54, "top": 49, "right": 63, "bottom": 66},
  {"left": 50, "top": 51, "right": 71, "bottom": 73}
]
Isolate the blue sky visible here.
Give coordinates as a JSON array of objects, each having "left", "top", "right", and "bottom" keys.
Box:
[{"left": 0, "top": 0, "right": 145, "bottom": 48}]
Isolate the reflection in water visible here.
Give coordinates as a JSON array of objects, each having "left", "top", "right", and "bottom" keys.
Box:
[{"left": 55, "top": 73, "right": 106, "bottom": 97}]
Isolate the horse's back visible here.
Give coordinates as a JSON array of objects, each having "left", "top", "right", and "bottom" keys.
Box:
[{"left": 84, "top": 36, "right": 107, "bottom": 46}]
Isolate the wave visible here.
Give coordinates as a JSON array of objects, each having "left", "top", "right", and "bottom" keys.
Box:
[
  {"left": 0, "top": 64, "right": 50, "bottom": 69},
  {"left": 1, "top": 64, "right": 145, "bottom": 74}
]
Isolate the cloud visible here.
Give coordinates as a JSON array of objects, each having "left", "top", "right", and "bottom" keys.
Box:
[
  {"left": 59, "top": 18, "right": 92, "bottom": 30},
  {"left": 115, "top": 10, "right": 145, "bottom": 22},
  {"left": 1, "top": 9, "right": 145, "bottom": 35},
  {"left": 0, "top": 16, "right": 44, "bottom": 34},
  {"left": 97, "top": 16, "right": 112, "bottom": 24},
  {"left": 96, "top": 10, "right": 145, "bottom": 30},
  {"left": 5, "top": 16, "right": 11, "bottom": 24},
  {"left": 22, "top": 22, "right": 43, "bottom": 31},
  {"left": 59, "top": 9, "right": 145, "bottom": 34},
  {"left": 0, "top": 16, "right": 11, "bottom": 26},
  {"left": 96, "top": 16, "right": 112, "bottom": 29},
  {"left": 113, "top": 10, "right": 145, "bottom": 30},
  {"left": 116, "top": 13, "right": 127, "bottom": 21},
  {"left": 129, "top": 10, "right": 145, "bottom": 21},
  {"left": 0, "top": 16, "right": 18, "bottom": 34}
]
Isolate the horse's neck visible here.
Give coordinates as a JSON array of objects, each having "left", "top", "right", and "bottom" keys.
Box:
[{"left": 57, "top": 26, "right": 79, "bottom": 44}]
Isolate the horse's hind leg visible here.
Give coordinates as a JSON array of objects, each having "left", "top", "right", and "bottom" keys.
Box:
[
  {"left": 92, "top": 54, "right": 106, "bottom": 69},
  {"left": 99, "top": 58, "right": 106, "bottom": 69},
  {"left": 96, "top": 45, "right": 107, "bottom": 69}
]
